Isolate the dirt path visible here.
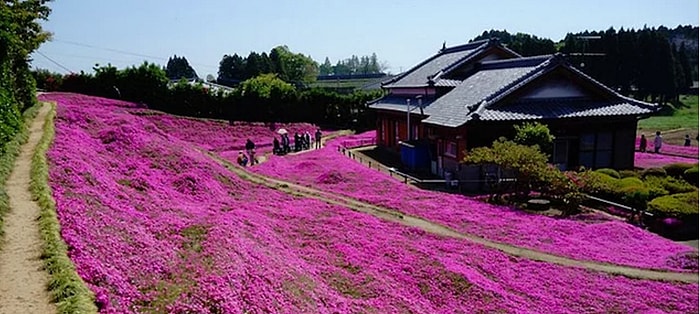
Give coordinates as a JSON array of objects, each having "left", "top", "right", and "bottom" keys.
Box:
[
  {"left": 0, "top": 103, "right": 56, "bottom": 314},
  {"left": 204, "top": 149, "right": 699, "bottom": 284}
]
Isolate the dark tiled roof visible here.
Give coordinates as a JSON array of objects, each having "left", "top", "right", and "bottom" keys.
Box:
[
  {"left": 422, "top": 58, "right": 548, "bottom": 127},
  {"left": 433, "top": 79, "right": 461, "bottom": 87},
  {"left": 371, "top": 53, "right": 659, "bottom": 127},
  {"left": 477, "top": 99, "right": 657, "bottom": 121},
  {"left": 383, "top": 40, "right": 491, "bottom": 88},
  {"left": 368, "top": 95, "right": 435, "bottom": 113}
]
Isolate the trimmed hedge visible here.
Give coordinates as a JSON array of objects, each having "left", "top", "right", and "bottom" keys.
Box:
[
  {"left": 663, "top": 162, "right": 696, "bottom": 178},
  {"left": 641, "top": 167, "right": 667, "bottom": 178},
  {"left": 644, "top": 175, "right": 696, "bottom": 195},
  {"left": 595, "top": 168, "right": 621, "bottom": 179},
  {"left": 648, "top": 192, "right": 699, "bottom": 217},
  {"left": 683, "top": 167, "right": 698, "bottom": 187},
  {"left": 619, "top": 170, "right": 639, "bottom": 178}
]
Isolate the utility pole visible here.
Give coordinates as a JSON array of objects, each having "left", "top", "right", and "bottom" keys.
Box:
[{"left": 406, "top": 99, "right": 411, "bottom": 141}]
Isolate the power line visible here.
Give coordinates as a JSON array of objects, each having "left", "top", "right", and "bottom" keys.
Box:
[
  {"left": 52, "top": 38, "right": 220, "bottom": 71},
  {"left": 35, "top": 51, "right": 74, "bottom": 74}
]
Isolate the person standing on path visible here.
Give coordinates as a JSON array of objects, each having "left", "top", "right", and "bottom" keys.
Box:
[
  {"left": 245, "top": 139, "right": 255, "bottom": 158},
  {"left": 315, "top": 129, "right": 322, "bottom": 149},
  {"left": 684, "top": 134, "right": 691, "bottom": 147},
  {"left": 639, "top": 134, "right": 647, "bottom": 152},
  {"left": 654, "top": 131, "right": 663, "bottom": 153}
]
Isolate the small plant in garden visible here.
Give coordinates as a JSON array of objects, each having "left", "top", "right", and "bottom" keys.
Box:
[
  {"left": 647, "top": 192, "right": 699, "bottom": 217},
  {"left": 595, "top": 168, "right": 621, "bottom": 179},
  {"left": 513, "top": 122, "right": 554, "bottom": 155},
  {"left": 683, "top": 166, "right": 698, "bottom": 186},
  {"left": 662, "top": 162, "right": 697, "bottom": 178},
  {"left": 463, "top": 139, "right": 581, "bottom": 213}
]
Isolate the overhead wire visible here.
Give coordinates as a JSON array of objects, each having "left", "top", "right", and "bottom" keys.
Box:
[
  {"left": 51, "top": 38, "right": 220, "bottom": 72},
  {"left": 35, "top": 51, "right": 74, "bottom": 74}
]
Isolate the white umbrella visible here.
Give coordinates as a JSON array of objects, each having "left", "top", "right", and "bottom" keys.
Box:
[{"left": 276, "top": 128, "right": 288, "bottom": 135}]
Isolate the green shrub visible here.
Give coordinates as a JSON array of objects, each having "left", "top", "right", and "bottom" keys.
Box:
[
  {"left": 613, "top": 177, "right": 650, "bottom": 210},
  {"left": 644, "top": 175, "right": 696, "bottom": 195},
  {"left": 513, "top": 122, "right": 554, "bottom": 155},
  {"left": 648, "top": 192, "right": 699, "bottom": 217},
  {"left": 616, "top": 177, "right": 644, "bottom": 188},
  {"left": 619, "top": 170, "right": 639, "bottom": 178},
  {"left": 641, "top": 167, "right": 667, "bottom": 178},
  {"left": 663, "top": 163, "right": 696, "bottom": 178},
  {"left": 464, "top": 139, "right": 582, "bottom": 212},
  {"left": 578, "top": 170, "right": 617, "bottom": 197},
  {"left": 595, "top": 168, "right": 621, "bottom": 179},
  {"left": 683, "top": 167, "right": 698, "bottom": 186}
]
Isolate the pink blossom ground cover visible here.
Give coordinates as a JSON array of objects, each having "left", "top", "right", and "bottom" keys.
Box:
[
  {"left": 636, "top": 137, "right": 699, "bottom": 158},
  {"left": 252, "top": 132, "right": 698, "bottom": 272},
  {"left": 41, "top": 93, "right": 699, "bottom": 312},
  {"left": 142, "top": 112, "right": 323, "bottom": 155},
  {"left": 634, "top": 151, "right": 698, "bottom": 169}
]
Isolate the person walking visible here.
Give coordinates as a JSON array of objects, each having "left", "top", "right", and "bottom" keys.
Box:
[
  {"left": 293, "top": 133, "right": 300, "bottom": 152},
  {"left": 654, "top": 131, "right": 663, "bottom": 153},
  {"left": 639, "top": 134, "right": 647, "bottom": 152},
  {"left": 245, "top": 139, "right": 255, "bottom": 157},
  {"left": 304, "top": 132, "right": 311, "bottom": 150},
  {"left": 249, "top": 149, "right": 257, "bottom": 165},
  {"left": 684, "top": 134, "right": 691, "bottom": 147},
  {"left": 273, "top": 137, "right": 281, "bottom": 155},
  {"left": 314, "top": 129, "right": 322, "bottom": 149},
  {"left": 282, "top": 134, "right": 290, "bottom": 154}
]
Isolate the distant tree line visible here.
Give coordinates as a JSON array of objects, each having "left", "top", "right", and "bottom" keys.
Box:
[
  {"left": 472, "top": 30, "right": 558, "bottom": 56},
  {"left": 217, "top": 46, "right": 319, "bottom": 86},
  {"left": 318, "top": 53, "right": 387, "bottom": 76},
  {"left": 0, "top": 0, "right": 51, "bottom": 152},
  {"left": 33, "top": 63, "right": 381, "bottom": 130},
  {"left": 560, "top": 26, "right": 695, "bottom": 104},
  {"left": 472, "top": 25, "right": 698, "bottom": 104},
  {"left": 165, "top": 55, "right": 198, "bottom": 80}
]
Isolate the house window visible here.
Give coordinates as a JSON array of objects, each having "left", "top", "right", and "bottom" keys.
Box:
[
  {"left": 445, "top": 141, "right": 457, "bottom": 157},
  {"left": 595, "top": 132, "right": 613, "bottom": 168},
  {"left": 579, "top": 132, "right": 613, "bottom": 169},
  {"left": 380, "top": 121, "right": 386, "bottom": 143}
]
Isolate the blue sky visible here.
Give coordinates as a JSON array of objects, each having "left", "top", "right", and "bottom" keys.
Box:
[{"left": 31, "top": 0, "right": 698, "bottom": 77}]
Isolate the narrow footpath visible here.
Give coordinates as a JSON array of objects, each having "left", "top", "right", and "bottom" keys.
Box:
[
  {"left": 0, "top": 103, "right": 56, "bottom": 314},
  {"left": 204, "top": 149, "right": 700, "bottom": 284}
]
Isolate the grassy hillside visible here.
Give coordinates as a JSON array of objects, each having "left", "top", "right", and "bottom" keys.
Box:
[
  {"left": 639, "top": 95, "right": 699, "bottom": 131},
  {"left": 638, "top": 95, "right": 699, "bottom": 146}
]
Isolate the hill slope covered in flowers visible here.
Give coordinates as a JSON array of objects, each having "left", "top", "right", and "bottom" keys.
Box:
[{"left": 39, "top": 93, "right": 698, "bottom": 313}]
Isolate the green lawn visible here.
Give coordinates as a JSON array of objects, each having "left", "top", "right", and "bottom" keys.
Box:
[{"left": 638, "top": 95, "right": 699, "bottom": 132}]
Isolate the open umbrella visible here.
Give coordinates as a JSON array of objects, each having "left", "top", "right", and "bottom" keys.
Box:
[{"left": 276, "top": 128, "right": 288, "bottom": 135}]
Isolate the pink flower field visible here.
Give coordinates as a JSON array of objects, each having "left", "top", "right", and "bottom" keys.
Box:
[
  {"left": 634, "top": 151, "right": 698, "bottom": 169},
  {"left": 252, "top": 132, "right": 698, "bottom": 272},
  {"left": 142, "top": 112, "right": 323, "bottom": 156},
  {"left": 636, "top": 137, "right": 699, "bottom": 158},
  {"left": 38, "top": 93, "right": 698, "bottom": 313}
]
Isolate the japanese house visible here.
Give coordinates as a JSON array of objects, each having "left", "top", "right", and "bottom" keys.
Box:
[{"left": 369, "top": 39, "right": 658, "bottom": 179}]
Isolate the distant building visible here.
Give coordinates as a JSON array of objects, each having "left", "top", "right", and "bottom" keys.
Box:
[{"left": 369, "top": 38, "right": 659, "bottom": 178}]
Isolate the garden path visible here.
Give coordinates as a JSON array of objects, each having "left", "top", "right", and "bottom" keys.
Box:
[
  {"left": 0, "top": 103, "right": 56, "bottom": 314},
  {"left": 204, "top": 149, "right": 700, "bottom": 284}
]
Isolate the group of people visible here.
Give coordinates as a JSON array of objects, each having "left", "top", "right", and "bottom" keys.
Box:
[
  {"left": 236, "top": 129, "right": 324, "bottom": 166},
  {"left": 237, "top": 139, "right": 258, "bottom": 167},
  {"left": 639, "top": 131, "right": 694, "bottom": 153},
  {"left": 273, "top": 129, "right": 323, "bottom": 155}
]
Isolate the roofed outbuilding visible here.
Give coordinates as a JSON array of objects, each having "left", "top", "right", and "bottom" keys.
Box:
[{"left": 369, "top": 40, "right": 659, "bottom": 177}]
